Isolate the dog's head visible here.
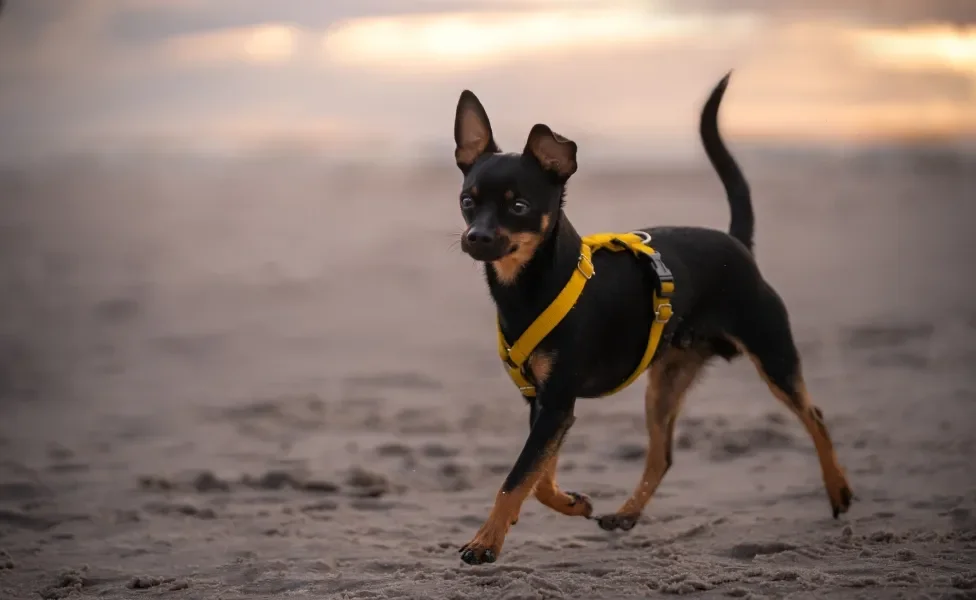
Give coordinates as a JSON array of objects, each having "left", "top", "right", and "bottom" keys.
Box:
[{"left": 453, "top": 90, "right": 578, "bottom": 285}]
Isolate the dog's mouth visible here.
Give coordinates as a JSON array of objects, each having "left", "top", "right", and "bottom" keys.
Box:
[
  {"left": 462, "top": 238, "right": 518, "bottom": 262},
  {"left": 498, "top": 243, "right": 519, "bottom": 260}
]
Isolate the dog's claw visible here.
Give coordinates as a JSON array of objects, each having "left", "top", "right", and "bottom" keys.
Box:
[
  {"left": 596, "top": 513, "right": 638, "bottom": 532},
  {"left": 566, "top": 489, "right": 592, "bottom": 506},
  {"left": 460, "top": 547, "right": 496, "bottom": 565},
  {"left": 564, "top": 491, "right": 594, "bottom": 518},
  {"left": 831, "top": 485, "right": 854, "bottom": 519}
]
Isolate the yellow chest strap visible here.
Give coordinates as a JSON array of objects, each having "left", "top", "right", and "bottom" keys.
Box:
[{"left": 497, "top": 232, "right": 674, "bottom": 398}]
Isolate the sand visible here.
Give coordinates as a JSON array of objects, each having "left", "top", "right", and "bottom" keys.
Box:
[{"left": 1, "top": 153, "right": 975, "bottom": 599}]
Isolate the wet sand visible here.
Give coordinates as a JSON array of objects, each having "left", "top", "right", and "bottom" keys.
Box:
[{"left": 1, "top": 154, "right": 975, "bottom": 599}]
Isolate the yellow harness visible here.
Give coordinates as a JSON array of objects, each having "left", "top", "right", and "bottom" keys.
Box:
[{"left": 496, "top": 231, "right": 675, "bottom": 398}]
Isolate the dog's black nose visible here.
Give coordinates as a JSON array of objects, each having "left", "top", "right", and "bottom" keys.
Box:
[{"left": 465, "top": 228, "right": 495, "bottom": 246}]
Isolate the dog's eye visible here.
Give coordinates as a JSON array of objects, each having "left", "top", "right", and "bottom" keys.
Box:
[
  {"left": 460, "top": 196, "right": 475, "bottom": 210},
  {"left": 510, "top": 200, "right": 530, "bottom": 216}
]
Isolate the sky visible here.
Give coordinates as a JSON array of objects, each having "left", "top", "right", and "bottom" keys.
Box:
[{"left": 0, "top": 0, "right": 974, "bottom": 163}]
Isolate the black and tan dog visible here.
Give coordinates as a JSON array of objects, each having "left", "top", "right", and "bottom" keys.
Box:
[{"left": 452, "top": 73, "right": 853, "bottom": 565}]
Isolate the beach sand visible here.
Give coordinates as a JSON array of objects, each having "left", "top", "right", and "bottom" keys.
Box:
[{"left": 1, "top": 154, "right": 975, "bottom": 599}]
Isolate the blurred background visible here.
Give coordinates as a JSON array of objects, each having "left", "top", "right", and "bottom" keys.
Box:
[
  {"left": 0, "top": 2, "right": 975, "bottom": 597},
  {"left": 1, "top": 0, "right": 975, "bottom": 162},
  {"left": 1, "top": 0, "right": 973, "bottom": 399}
]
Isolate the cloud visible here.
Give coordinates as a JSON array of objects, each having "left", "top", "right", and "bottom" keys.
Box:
[
  {"left": 0, "top": 2, "right": 116, "bottom": 75},
  {"left": 661, "top": 0, "right": 976, "bottom": 26},
  {"left": 159, "top": 24, "right": 305, "bottom": 66},
  {"left": 0, "top": 0, "right": 973, "bottom": 163},
  {"left": 851, "top": 23, "right": 976, "bottom": 74},
  {"left": 104, "top": 0, "right": 615, "bottom": 46},
  {"left": 321, "top": 9, "right": 756, "bottom": 71}
]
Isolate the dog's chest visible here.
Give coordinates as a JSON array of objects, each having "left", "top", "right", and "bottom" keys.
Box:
[{"left": 527, "top": 351, "right": 554, "bottom": 386}]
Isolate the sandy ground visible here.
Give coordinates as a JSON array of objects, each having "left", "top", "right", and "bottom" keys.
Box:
[{"left": 1, "top": 154, "right": 975, "bottom": 599}]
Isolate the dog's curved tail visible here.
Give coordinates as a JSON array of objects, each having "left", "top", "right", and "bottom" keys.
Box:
[{"left": 700, "top": 71, "right": 754, "bottom": 253}]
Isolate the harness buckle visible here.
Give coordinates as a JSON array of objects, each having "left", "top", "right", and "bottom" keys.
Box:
[
  {"left": 646, "top": 251, "right": 674, "bottom": 297},
  {"left": 577, "top": 252, "right": 594, "bottom": 279},
  {"left": 655, "top": 302, "right": 673, "bottom": 323},
  {"left": 503, "top": 348, "right": 519, "bottom": 369}
]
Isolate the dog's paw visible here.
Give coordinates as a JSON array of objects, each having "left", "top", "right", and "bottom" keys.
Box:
[
  {"left": 825, "top": 468, "right": 854, "bottom": 519},
  {"left": 594, "top": 512, "right": 639, "bottom": 532},
  {"left": 459, "top": 543, "right": 498, "bottom": 565},
  {"left": 566, "top": 491, "right": 594, "bottom": 518},
  {"left": 830, "top": 484, "right": 854, "bottom": 519},
  {"left": 458, "top": 525, "right": 505, "bottom": 566}
]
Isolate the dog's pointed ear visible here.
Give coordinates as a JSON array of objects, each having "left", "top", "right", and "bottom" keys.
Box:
[
  {"left": 454, "top": 90, "right": 499, "bottom": 172},
  {"left": 524, "top": 124, "right": 577, "bottom": 179}
]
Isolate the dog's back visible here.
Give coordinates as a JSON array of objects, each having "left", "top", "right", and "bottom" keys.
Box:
[{"left": 572, "top": 74, "right": 760, "bottom": 398}]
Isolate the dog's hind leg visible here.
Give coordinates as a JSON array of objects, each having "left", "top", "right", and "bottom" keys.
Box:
[
  {"left": 732, "top": 284, "right": 853, "bottom": 518},
  {"left": 595, "top": 349, "right": 705, "bottom": 531}
]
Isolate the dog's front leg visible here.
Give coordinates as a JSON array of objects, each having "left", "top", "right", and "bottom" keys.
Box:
[
  {"left": 530, "top": 398, "right": 593, "bottom": 518},
  {"left": 459, "top": 401, "right": 576, "bottom": 565}
]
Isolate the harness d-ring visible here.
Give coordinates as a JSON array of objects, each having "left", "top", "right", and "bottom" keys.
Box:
[{"left": 629, "top": 230, "right": 652, "bottom": 245}]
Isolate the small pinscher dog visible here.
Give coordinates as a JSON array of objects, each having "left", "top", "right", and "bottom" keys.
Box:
[{"left": 452, "top": 72, "right": 853, "bottom": 565}]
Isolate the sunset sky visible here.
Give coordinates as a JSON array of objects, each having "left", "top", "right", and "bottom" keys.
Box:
[{"left": 0, "top": 0, "right": 973, "bottom": 162}]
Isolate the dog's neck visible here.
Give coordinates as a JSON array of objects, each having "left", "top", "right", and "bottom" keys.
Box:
[{"left": 487, "top": 210, "right": 582, "bottom": 331}]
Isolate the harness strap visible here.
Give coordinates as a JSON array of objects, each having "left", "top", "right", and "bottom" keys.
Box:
[
  {"left": 497, "top": 244, "right": 594, "bottom": 396},
  {"left": 497, "top": 232, "right": 674, "bottom": 398}
]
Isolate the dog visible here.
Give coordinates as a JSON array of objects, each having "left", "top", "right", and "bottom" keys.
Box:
[{"left": 452, "top": 72, "right": 853, "bottom": 565}]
